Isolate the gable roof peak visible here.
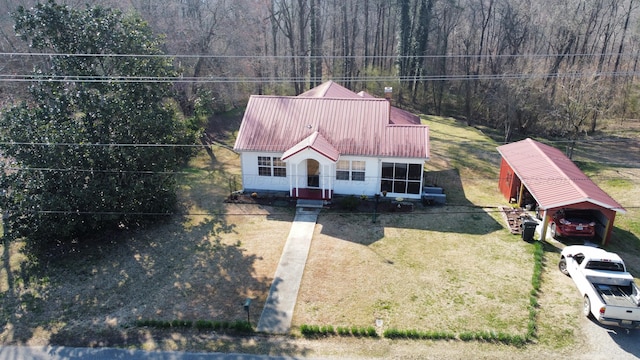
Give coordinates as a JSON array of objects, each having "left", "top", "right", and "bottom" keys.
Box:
[
  {"left": 281, "top": 130, "right": 340, "bottom": 162},
  {"left": 298, "top": 80, "right": 361, "bottom": 98}
]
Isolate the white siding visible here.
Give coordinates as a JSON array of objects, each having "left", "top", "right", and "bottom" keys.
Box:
[
  {"left": 240, "top": 152, "right": 425, "bottom": 199},
  {"left": 333, "top": 156, "right": 380, "bottom": 196},
  {"left": 333, "top": 156, "right": 424, "bottom": 199},
  {"left": 240, "top": 152, "right": 290, "bottom": 192}
]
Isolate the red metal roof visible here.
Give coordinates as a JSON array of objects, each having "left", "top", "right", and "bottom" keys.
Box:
[
  {"left": 298, "top": 81, "right": 362, "bottom": 98},
  {"left": 281, "top": 131, "right": 340, "bottom": 162},
  {"left": 497, "top": 138, "right": 625, "bottom": 212},
  {"left": 304, "top": 85, "right": 422, "bottom": 125},
  {"left": 357, "top": 91, "right": 420, "bottom": 124},
  {"left": 390, "top": 107, "right": 421, "bottom": 125},
  {"left": 234, "top": 95, "right": 429, "bottom": 159},
  {"left": 356, "top": 91, "right": 375, "bottom": 98}
]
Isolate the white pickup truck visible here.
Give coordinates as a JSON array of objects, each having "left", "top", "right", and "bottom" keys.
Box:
[{"left": 559, "top": 245, "right": 640, "bottom": 328}]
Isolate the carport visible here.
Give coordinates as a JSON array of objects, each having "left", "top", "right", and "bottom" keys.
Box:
[{"left": 497, "top": 138, "right": 625, "bottom": 245}]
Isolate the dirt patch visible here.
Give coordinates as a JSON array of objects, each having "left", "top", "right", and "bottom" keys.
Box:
[{"left": 226, "top": 193, "right": 418, "bottom": 214}]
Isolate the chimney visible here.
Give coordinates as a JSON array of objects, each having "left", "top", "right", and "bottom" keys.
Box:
[
  {"left": 384, "top": 87, "right": 393, "bottom": 122},
  {"left": 384, "top": 86, "right": 393, "bottom": 104}
]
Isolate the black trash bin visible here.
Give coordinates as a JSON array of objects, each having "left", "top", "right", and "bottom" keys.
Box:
[{"left": 521, "top": 221, "right": 537, "bottom": 242}]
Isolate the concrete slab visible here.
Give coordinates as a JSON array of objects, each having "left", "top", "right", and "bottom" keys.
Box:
[
  {"left": 295, "top": 199, "right": 324, "bottom": 208},
  {"left": 256, "top": 207, "right": 320, "bottom": 334}
]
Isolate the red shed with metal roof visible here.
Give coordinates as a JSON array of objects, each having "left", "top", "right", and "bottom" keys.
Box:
[{"left": 497, "top": 138, "right": 625, "bottom": 245}]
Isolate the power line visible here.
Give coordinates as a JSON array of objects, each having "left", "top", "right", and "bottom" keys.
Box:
[
  {"left": 13, "top": 205, "right": 636, "bottom": 217},
  {"left": 5, "top": 166, "right": 191, "bottom": 175},
  {"left": 0, "top": 138, "right": 636, "bottom": 148},
  {"left": 0, "top": 141, "right": 208, "bottom": 147},
  {"left": 1, "top": 51, "right": 639, "bottom": 60},
  {"left": 3, "top": 166, "right": 638, "bottom": 183},
  {"left": 0, "top": 71, "right": 636, "bottom": 83}
]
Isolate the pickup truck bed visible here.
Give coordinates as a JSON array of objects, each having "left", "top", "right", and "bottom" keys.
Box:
[{"left": 594, "top": 283, "right": 640, "bottom": 307}]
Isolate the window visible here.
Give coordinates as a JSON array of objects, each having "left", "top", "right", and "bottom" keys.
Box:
[
  {"left": 351, "top": 161, "right": 365, "bottom": 181},
  {"left": 336, "top": 160, "right": 366, "bottom": 181},
  {"left": 380, "top": 162, "right": 422, "bottom": 194},
  {"left": 586, "top": 260, "right": 624, "bottom": 272},
  {"left": 258, "top": 156, "right": 286, "bottom": 177},
  {"left": 258, "top": 156, "right": 272, "bottom": 176},
  {"left": 273, "top": 158, "right": 286, "bottom": 177},
  {"left": 336, "top": 160, "right": 350, "bottom": 180}
]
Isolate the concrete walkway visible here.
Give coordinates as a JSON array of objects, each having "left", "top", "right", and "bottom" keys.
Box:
[{"left": 256, "top": 201, "right": 322, "bottom": 334}]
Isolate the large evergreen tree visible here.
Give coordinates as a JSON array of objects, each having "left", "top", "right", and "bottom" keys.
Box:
[{"left": 0, "top": 1, "right": 199, "bottom": 252}]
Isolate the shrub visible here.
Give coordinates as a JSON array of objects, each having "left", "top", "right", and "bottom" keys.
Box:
[
  {"left": 383, "top": 328, "right": 403, "bottom": 338},
  {"left": 231, "top": 320, "right": 254, "bottom": 333},
  {"left": 340, "top": 196, "right": 360, "bottom": 211},
  {"left": 300, "top": 324, "right": 321, "bottom": 337},
  {"left": 171, "top": 320, "right": 192, "bottom": 328},
  {"left": 195, "top": 320, "right": 213, "bottom": 329},
  {"left": 350, "top": 326, "right": 362, "bottom": 337},
  {"left": 300, "top": 324, "right": 312, "bottom": 336},
  {"left": 365, "top": 326, "right": 378, "bottom": 337},
  {"left": 459, "top": 332, "right": 474, "bottom": 341},
  {"left": 320, "top": 325, "right": 335, "bottom": 335},
  {"left": 527, "top": 319, "right": 537, "bottom": 340}
]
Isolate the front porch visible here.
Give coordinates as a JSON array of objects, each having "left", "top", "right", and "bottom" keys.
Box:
[{"left": 292, "top": 188, "right": 333, "bottom": 200}]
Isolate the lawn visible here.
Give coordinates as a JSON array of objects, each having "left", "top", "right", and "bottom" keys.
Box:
[
  {"left": 293, "top": 116, "right": 540, "bottom": 339},
  {"left": 297, "top": 211, "right": 533, "bottom": 334},
  {"left": 0, "top": 115, "right": 638, "bottom": 358}
]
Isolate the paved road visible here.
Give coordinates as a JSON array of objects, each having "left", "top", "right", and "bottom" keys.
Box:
[{"left": 0, "top": 346, "right": 314, "bottom": 360}]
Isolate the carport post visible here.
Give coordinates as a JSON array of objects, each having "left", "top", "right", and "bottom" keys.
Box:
[
  {"left": 517, "top": 183, "right": 525, "bottom": 207},
  {"left": 601, "top": 217, "right": 612, "bottom": 246},
  {"left": 539, "top": 209, "right": 549, "bottom": 241}
]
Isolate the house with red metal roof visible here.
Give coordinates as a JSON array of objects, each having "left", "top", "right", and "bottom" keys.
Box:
[
  {"left": 233, "top": 81, "right": 430, "bottom": 200},
  {"left": 497, "top": 138, "right": 625, "bottom": 245}
]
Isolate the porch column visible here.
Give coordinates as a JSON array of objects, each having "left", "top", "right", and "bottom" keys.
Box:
[
  {"left": 327, "top": 163, "right": 332, "bottom": 198},
  {"left": 321, "top": 163, "right": 329, "bottom": 198},
  {"left": 288, "top": 161, "right": 294, "bottom": 197}
]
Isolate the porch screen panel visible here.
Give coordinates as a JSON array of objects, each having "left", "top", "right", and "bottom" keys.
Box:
[
  {"left": 381, "top": 162, "right": 422, "bottom": 195},
  {"left": 407, "top": 164, "right": 422, "bottom": 194},
  {"left": 381, "top": 162, "right": 394, "bottom": 193}
]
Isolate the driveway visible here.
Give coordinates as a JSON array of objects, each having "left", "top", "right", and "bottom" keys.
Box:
[{"left": 582, "top": 319, "right": 640, "bottom": 359}]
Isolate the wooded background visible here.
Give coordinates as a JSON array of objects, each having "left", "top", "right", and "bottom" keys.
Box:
[{"left": 1, "top": 0, "right": 639, "bottom": 142}]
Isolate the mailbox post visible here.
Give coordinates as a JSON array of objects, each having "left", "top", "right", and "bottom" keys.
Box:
[
  {"left": 372, "top": 193, "right": 380, "bottom": 223},
  {"left": 243, "top": 298, "right": 252, "bottom": 323}
]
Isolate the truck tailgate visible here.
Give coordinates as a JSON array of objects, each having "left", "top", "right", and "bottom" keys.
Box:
[{"left": 603, "top": 305, "right": 640, "bottom": 324}]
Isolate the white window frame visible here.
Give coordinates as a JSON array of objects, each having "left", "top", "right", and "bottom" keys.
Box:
[
  {"left": 258, "top": 156, "right": 286, "bottom": 177},
  {"left": 336, "top": 160, "right": 366, "bottom": 182}
]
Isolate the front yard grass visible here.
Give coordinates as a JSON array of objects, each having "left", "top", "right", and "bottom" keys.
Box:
[
  {"left": 0, "top": 114, "right": 638, "bottom": 358},
  {"left": 296, "top": 209, "right": 535, "bottom": 337}
]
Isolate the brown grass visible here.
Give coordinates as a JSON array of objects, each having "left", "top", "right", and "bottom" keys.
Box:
[
  {"left": 0, "top": 116, "right": 638, "bottom": 359},
  {"left": 296, "top": 210, "right": 533, "bottom": 334}
]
